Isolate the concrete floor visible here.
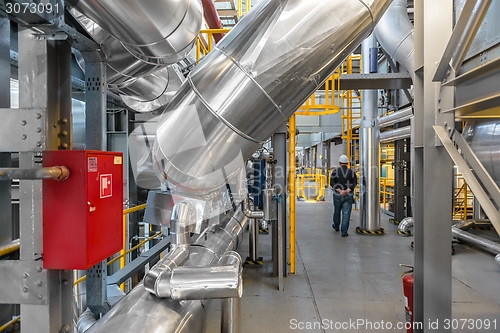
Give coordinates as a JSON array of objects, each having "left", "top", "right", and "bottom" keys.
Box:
[{"left": 207, "top": 191, "right": 500, "bottom": 332}]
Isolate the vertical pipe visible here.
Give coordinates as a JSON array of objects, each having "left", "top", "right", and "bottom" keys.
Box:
[
  {"left": 288, "top": 114, "right": 296, "bottom": 274},
  {"left": 221, "top": 297, "right": 240, "bottom": 333},
  {"left": 346, "top": 57, "right": 353, "bottom": 166},
  {"left": 359, "top": 34, "right": 381, "bottom": 232},
  {"left": 120, "top": 215, "right": 126, "bottom": 291},
  {"left": 248, "top": 218, "right": 259, "bottom": 262}
]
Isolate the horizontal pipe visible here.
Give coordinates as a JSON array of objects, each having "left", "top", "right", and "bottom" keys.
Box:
[
  {"left": 0, "top": 167, "right": 69, "bottom": 180},
  {"left": 380, "top": 126, "right": 411, "bottom": 143},
  {"left": 496, "top": 254, "right": 500, "bottom": 267},
  {"left": 378, "top": 107, "right": 413, "bottom": 127},
  {"left": 452, "top": 226, "right": 500, "bottom": 256},
  {"left": 454, "top": 219, "right": 492, "bottom": 231},
  {"left": 0, "top": 239, "right": 20, "bottom": 257},
  {"left": 155, "top": 259, "right": 242, "bottom": 299}
]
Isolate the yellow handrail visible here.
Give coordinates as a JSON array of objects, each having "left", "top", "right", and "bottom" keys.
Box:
[
  {"left": 0, "top": 316, "right": 20, "bottom": 332},
  {"left": 73, "top": 231, "right": 162, "bottom": 287},
  {"left": 0, "top": 239, "right": 20, "bottom": 257}
]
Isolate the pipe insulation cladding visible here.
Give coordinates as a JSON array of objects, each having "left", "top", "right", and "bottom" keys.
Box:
[
  {"left": 153, "top": 0, "right": 394, "bottom": 194},
  {"left": 67, "top": 0, "right": 203, "bottom": 65}
]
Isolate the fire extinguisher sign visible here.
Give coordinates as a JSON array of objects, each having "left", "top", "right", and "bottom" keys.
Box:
[{"left": 100, "top": 174, "right": 113, "bottom": 198}]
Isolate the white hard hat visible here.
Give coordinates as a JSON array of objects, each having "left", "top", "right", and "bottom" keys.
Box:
[{"left": 339, "top": 155, "right": 349, "bottom": 164}]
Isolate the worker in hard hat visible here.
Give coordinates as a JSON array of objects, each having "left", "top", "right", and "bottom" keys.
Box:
[{"left": 330, "top": 155, "right": 357, "bottom": 237}]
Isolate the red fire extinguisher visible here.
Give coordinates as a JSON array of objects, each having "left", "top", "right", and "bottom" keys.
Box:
[{"left": 400, "top": 264, "right": 414, "bottom": 333}]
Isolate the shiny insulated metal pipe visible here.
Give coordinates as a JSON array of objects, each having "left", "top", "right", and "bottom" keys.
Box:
[
  {"left": 359, "top": 33, "right": 381, "bottom": 232},
  {"left": 153, "top": 0, "right": 393, "bottom": 194},
  {"left": 73, "top": 11, "right": 185, "bottom": 113},
  {"left": 144, "top": 202, "right": 192, "bottom": 297},
  {"left": 154, "top": 252, "right": 243, "bottom": 300},
  {"left": 452, "top": 226, "right": 500, "bottom": 256},
  {"left": 0, "top": 166, "right": 70, "bottom": 180},
  {"left": 221, "top": 297, "right": 240, "bottom": 333},
  {"left": 67, "top": 0, "right": 203, "bottom": 65},
  {"left": 374, "top": 0, "right": 414, "bottom": 80},
  {"left": 378, "top": 106, "right": 413, "bottom": 128},
  {"left": 380, "top": 126, "right": 411, "bottom": 143},
  {"left": 87, "top": 209, "right": 249, "bottom": 333}
]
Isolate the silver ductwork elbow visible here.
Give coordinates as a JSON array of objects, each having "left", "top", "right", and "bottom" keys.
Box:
[
  {"left": 154, "top": 252, "right": 243, "bottom": 300},
  {"left": 398, "top": 217, "right": 414, "bottom": 235},
  {"left": 68, "top": 0, "right": 203, "bottom": 65},
  {"left": 144, "top": 202, "right": 192, "bottom": 297},
  {"left": 243, "top": 197, "right": 265, "bottom": 219},
  {"left": 374, "top": 0, "right": 414, "bottom": 80},
  {"left": 153, "top": 0, "right": 393, "bottom": 194}
]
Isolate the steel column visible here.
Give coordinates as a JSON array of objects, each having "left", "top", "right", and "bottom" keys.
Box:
[
  {"left": 0, "top": 16, "right": 12, "bottom": 328},
  {"left": 413, "top": 1, "right": 454, "bottom": 331},
  {"left": 18, "top": 27, "right": 74, "bottom": 333},
  {"left": 272, "top": 130, "right": 288, "bottom": 277},
  {"left": 359, "top": 34, "right": 381, "bottom": 232}
]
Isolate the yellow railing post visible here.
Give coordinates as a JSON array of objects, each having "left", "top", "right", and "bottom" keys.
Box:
[{"left": 289, "top": 113, "right": 296, "bottom": 274}]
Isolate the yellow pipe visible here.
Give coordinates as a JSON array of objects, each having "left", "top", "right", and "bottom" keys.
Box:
[
  {"left": 0, "top": 239, "right": 20, "bottom": 257},
  {"left": 123, "top": 203, "right": 147, "bottom": 215},
  {"left": 0, "top": 316, "right": 20, "bottom": 332},
  {"left": 289, "top": 113, "right": 296, "bottom": 274},
  {"left": 107, "top": 232, "right": 162, "bottom": 266},
  {"left": 238, "top": 0, "right": 243, "bottom": 18},
  {"left": 200, "top": 28, "right": 232, "bottom": 34},
  {"left": 73, "top": 275, "right": 87, "bottom": 286},
  {"left": 120, "top": 215, "right": 126, "bottom": 291},
  {"left": 246, "top": 0, "right": 251, "bottom": 14},
  {"left": 73, "top": 232, "right": 162, "bottom": 286}
]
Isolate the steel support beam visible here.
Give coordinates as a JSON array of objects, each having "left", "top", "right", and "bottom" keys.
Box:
[
  {"left": 84, "top": 61, "right": 107, "bottom": 151},
  {"left": 339, "top": 73, "right": 412, "bottom": 90},
  {"left": 0, "top": 16, "right": 12, "bottom": 328},
  {"left": 17, "top": 27, "right": 73, "bottom": 333},
  {"left": 272, "top": 129, "right": 288, "bottom": 277},
  {"left": 413, "top": 1, "right": 455, "bottom": 331}
]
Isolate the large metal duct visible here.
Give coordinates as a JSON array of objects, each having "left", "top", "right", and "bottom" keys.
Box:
[
  {"left": 359, "top": 33, "right": 381, "bottom": 232},
  {"left": 374, "top": 0, "right": 414, "bottom": 80},
  {"left": 67, "top": 0, "right": 203, "bottom": 65},
  {"left": 74, "top": 13, "right": 187, "bottom": 113},
  {"left": 153, "top": 0, "right": 393, "bottom": 194},
  {"left": 463, "top": 120, "right": 500, "bottom": 187},
  {"left": 86, "top": 208, "right": 248, "bottom": 333}
]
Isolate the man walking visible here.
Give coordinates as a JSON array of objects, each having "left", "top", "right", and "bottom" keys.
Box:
[{"left": 330, "top": 155, "right": 357, "bottom": 237}]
